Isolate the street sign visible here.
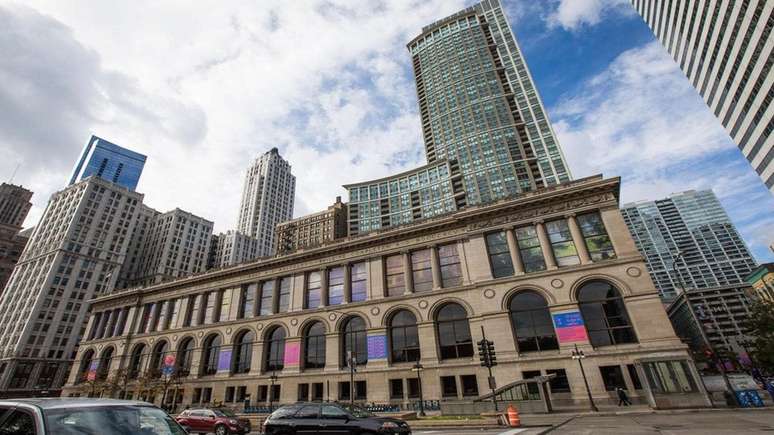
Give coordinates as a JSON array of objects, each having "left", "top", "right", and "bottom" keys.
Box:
[
  {"left": 488, "top": 376, "right": 496, "bottom": 390},
  {"left": 162, "top": 365, "right": 175, "bottom": 376}
]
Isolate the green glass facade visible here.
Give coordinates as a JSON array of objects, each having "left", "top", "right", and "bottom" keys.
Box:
[{"left": 346, "top": 0, "right": 570, "bottom": 236}]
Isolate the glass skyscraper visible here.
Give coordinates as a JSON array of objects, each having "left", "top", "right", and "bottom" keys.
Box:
[
  {"left": 346, "top": 0, "right": 570, "bottom": 235},
  {"left": 69, "top": 135, "right": 147, "bottom": 191},
  {"left": 621, "top": 190, "right": 757, "bottom": 300}
]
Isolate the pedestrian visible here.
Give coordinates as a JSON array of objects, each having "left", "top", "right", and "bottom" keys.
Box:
[{"left": 616, "top": 387, "right": 631, "bottom": 406}]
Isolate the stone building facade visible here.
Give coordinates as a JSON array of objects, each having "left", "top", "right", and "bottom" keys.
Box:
[{"left": 62, "top": 176, "right": 709, "bottom": 410}]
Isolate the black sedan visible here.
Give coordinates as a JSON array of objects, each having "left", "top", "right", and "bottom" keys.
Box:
[{"left": 262, "top": 402, "right": 411, "bottom": 435}]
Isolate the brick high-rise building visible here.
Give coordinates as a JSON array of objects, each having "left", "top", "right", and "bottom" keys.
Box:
[
  {"left": 630, "top": 1, "right": 774, "bottom": 192},
  {"left": 236, "top": 148, "right": 295, "bottom": 257},
  {"left": 275, "top": 197, "right": 347, "bottom": 255}
]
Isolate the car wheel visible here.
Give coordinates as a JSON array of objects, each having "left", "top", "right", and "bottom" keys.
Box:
[{"left": 214, "top": 425, "right": 230, "bottom": 435}]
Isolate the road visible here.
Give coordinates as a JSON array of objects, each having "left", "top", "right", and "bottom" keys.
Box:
[{"left": 557, "top": 410, "right": 774, "bottom": 434}]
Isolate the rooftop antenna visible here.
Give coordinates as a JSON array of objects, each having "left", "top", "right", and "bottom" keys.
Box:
[{"left": 8, "top": 163, "right": 20, "bottom": 184}]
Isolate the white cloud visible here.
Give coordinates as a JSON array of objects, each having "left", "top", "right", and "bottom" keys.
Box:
[
  {"left": 547, "top": 0, "right": 631, "bottom": 30},
  {"left": 3, "top": 0, "right": 467, "bottom": 231},
  {"left": 551, "top": 41, "right": 774, "bottom": 260}
]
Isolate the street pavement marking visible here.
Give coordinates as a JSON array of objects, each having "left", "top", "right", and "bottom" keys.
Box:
[{"left": 498, "top": 429, "right": 527, "bottom": 435}]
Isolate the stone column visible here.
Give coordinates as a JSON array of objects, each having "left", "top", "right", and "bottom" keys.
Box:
[
  {"left": 343, "top": 263, "right": 352, "bottom": 303},
  {"left": 320, "top": 269, "right": 329, "bottom": 307},
  {"left": 536, "top": 221, "right": 558, "bottom": 270},
  {"left": 272, "top": 279, "right": 281, "bottom": 314},
  {"left": 505, "top": 228, "right": 525, "bottom": 275},
  {"left": 567, "top": 214, "right": 591, "bottom": 264},
  {"left": 96, "top": 311, "right": 110, "bottom": 339},
  {"left": 430, "top": 245, "right": 443, "bottom": 289},
  {"left": 403, "top": 252, "right": 414, "bottom": 295},
  {"left": 325, "top": 332, "right": 342, "bottom": 372}
]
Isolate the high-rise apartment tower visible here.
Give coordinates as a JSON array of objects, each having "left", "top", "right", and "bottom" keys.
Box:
[
  {"left": 236, "top": 148, "right": 295, "bottom": 257},
  {"left": 0, "top": 183, "right": 33, "bottom": 293},
  {"left": 621, "top": 190, "right": 757, "bottom": 300},
  {"left": 346, "top": 0, "right": 571, "bottom": 235},
  {"left": 630, "top": 1, "right": 773, "bottom": 192}
]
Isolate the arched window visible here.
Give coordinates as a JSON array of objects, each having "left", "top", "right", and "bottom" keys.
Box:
[
  {"left": 201, "top": 334, "right": 222, "bottom": 376},
  {"left": 176, "top": 338, "right": 194, "bottom": 377},
  {"left": 577, "top": 280, "right": 637, "bottom": 347},
  {"left": 264, "top": 327, "right": 286, "bottom": 372},
  {"left": 389, "top": 310, "right": 420, "bottom": 363},
  {"left": 232, "top": 330, "right": 255, "bottom": 374},
  {"left": 509, "top": 291, "right": 558, "bottom": 352},
  {"left": 342, "top": 316, "right": 368, "bottom": 367},
  {"left": 149, "top": 340, "right": 169, "bottom": 376},
  {"left": 304, "top": 322, "right": 326, "bottom": 369},
  {"left": 97, "top": 347, "right": 114, "bottom": 380},
  {"left": 436, "top": 303, "right": 473, "bottom": 360},
  {"left": 128, "top": 344, "right": 146, "bottom": 379},
  {"left": 77, "top": 349, "right": 95, "bottom": 383}
]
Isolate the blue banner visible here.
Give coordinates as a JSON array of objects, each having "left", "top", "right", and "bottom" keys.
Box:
[{"left": 367, "top": 335, "right": 387, "bottom": 360}]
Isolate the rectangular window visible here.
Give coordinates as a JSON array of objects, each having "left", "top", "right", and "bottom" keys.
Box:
[
  {"left": 278, "top": 278, "right": 291, "bottom": 313},
  {"left": 203, "top": 292, "right": 217, "bottom": 324},
  {"left": 225, "top": 386, "right": 235, "bottom": 403},
  {"left": 355, "top": 381, "right": 367, "bottom": 400},
  {"left": 306, "top": 272, "right": 322, "bottom": 309},
  {"left": 389, "top": 379, "right": 404, "bottom": 399},
  {"left": 460, "top": 375, "right": 479, "bottom": 397},
  {"left": 236, "top": 386, "right": 247, "bottom": 402},
  {"left": 338, "top": 381, "right": 351, "bottom": 401},
  {"left": 202, "top": 387, "right": 212, "bottom": 403},
  {"left": 439, "top": 244, "right": 462, "bottom": 287},
  {"left": 270, "top": 385, "right": 281, "bottom": 401},
  {"left": 184, "top": 295, "right": 201, "bottom": 327},
  {"left": 385, "top": 255, "right": 405, "bottom": 296},
  {"left": 599, "top": 365, "right": 626, "bottom": 391},
  {"left": 143, "top": 303, "right": 157, "bottom": 334},
  {"left": 297, "top": 383, "right": 309, "bottom": 402},
  {"left": 192, "top": 388, "right": 202, "bottom": 404},
  {"left": 523, "top": 370, "right": 541, "bottom": 399},
  {"left": 515, "top": 226, "right": 546, "bottom": 273},
  {"left": 350, "top": 262, "right": 367, "bottom": 302},
  {"left": 643, "top": 360, "right": 697, "bottom": 393},
  {"left": 627, "top": 364, "right": 642, "bottom": 390},
  {"left": 328, "top": 267, "right": 345, "bottom": 305},
  {"left": 546, "top": 219, "right": 580, "bottom": 267},
  {"left": 156, "top": 301, "right": 170, "bottom": 332},
  {"left": 546, "top": 369, "right": 570, "bottom": 393},
  {"left": 485, "top": 232, "right": 514, "bottom": 278},
  {"left": 257, "top": 385, "right": 268, "bottom": 402},
  {"left": 312, "top": 383, "right": 324, "bottom": 401},
  {"left": 168, "top": 299, "right": 182, "bottom": 329},
  {"left": 577, "top": 212, "right": 616, "bottom": 260},
  {"left": 239, "top": 284, "right": 257, "bottom": 319},
  {"left": 135, "top": 305, "right": 150, "bottom": 334},
  {"left": 441, "top": 376, "right": 458, "bottom": 398},
  {"left": 219, "top": 289, "right": 233, "bottom": 322},
  {"left": 407, "top": 378, "right": 420, "bottom": 398},
  {"left": 260, "top": 281, "right": 274, "bottom": 316},
  {"left": 411, "top": 249, "right": 433, "bottom": 292}
]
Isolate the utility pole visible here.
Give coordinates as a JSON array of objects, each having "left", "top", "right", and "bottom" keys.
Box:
[
  {"left": 347, "top": 351, "right": 356, "bottom": 406},
  {"left": 571, "top": 344, "right": 597, "bottom": 412}
]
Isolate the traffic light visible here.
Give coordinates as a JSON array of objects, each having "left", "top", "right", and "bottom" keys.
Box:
[{"left": 478, "top": 339, "right": 497, "bottom": 367}]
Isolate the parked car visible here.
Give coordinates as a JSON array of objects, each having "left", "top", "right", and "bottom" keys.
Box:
[
  {"left": 0, "top": 398, "right": 187, "bottom": 434},
  {"left": 175, "top": 408, "right": 251, "bottom": 435},
  {"left": 262, "top": 402, "right": 411, "bottom": 435}
]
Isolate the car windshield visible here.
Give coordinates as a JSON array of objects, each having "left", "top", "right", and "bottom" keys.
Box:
[
  {"left": 341, "top": 404, "right": 373, "bottom": 418},
  {"left": 44, "top": 405, "right": 187, "bottom": 435},
  {"left": 213, "top": 409, "right": 237, "bottom": 417}
]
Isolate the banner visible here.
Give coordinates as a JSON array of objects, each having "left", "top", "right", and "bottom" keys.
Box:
[
  {"left": 217, "top": 349, "right": 232, "bottom": 371},
  {"left": 367, "top": 335, "right": 387, "bottom": 360},
  {"left": 552, "top": 310, "right": 589, "bottom": 343},
  {"left": 284, "top": 342, "right": 300, "bottom": 366},
  {"left": 86, "top": 361, "right": 98, "bottom": 381}
]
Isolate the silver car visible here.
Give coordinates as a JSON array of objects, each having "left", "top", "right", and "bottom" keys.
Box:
[{"left": 0, "top": 398, "right": 188, "bottom": 434}]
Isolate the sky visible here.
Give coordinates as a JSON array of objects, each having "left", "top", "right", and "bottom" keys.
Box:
[{"left": 1, "top": 0, "right": 773, "bottom": 262}]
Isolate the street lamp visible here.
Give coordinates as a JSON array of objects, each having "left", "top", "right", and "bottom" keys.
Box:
[
  {"left": 671, "top": 251, "right": 738, "bottom": 407},
  {"left": 571, "top": 344, "right": 598, "bottom": 412},
  {"left": 268, "top": 371, "right": 278, "bottom": 412},
  {"left": 411, "top": 362, "right": 425, "bottom": 417}
]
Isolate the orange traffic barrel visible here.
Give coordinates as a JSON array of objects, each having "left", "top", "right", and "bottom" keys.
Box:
[{"left": 507, "top": 404, "right": 521, "bottom": 427}]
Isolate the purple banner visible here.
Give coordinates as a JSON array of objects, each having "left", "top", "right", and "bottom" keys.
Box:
[
  {"left": 367, "top": 335, "right": 387, "bottom": 360},
  {"left": 217, "top": 349, "right": 232, "bottom": 371}
]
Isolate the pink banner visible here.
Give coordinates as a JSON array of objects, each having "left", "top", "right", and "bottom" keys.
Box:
[
  {"left": 284, "top": 342, "right": 300, "bottom": 366},
  {"left": 556, "top": 325, "right": 588, "bottom": 343}
]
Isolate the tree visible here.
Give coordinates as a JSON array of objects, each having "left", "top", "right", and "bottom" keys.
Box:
[{"left": 746, "top": 299, "right": 774, "bottom": 373}]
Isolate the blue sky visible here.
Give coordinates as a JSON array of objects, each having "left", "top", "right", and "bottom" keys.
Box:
[{"left": 1, "top": 0, "right": 772, "bottom": 261}]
